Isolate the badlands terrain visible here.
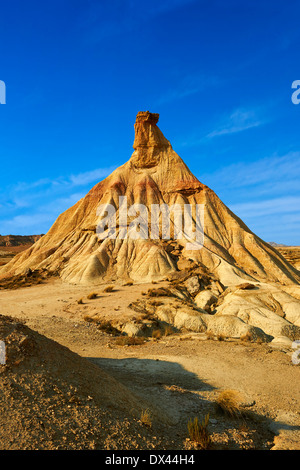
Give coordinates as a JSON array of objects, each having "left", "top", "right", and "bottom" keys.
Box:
[{"left": 0, "top": 111, "right": 300, "bottom": 450}]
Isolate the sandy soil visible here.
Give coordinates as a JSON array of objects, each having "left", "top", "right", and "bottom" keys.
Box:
[{"left": 0, "top": 278, "right": 300, "bottom": 450}]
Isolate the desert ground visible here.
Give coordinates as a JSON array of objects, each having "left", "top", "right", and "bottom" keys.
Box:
[{"left": 0, "top": 270, "right": 300, "bottom": 450}]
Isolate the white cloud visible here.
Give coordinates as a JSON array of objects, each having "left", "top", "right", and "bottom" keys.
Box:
[
  {"left": 230, "top": 196, "right": 300, "bottom": 218},
  {"left": 196, "top": 151, "right": 300, "bottom": 245},
  {"left": 199, "top": 151, "right": 300, "bottom": 191},
  {"left": 206, "top": 109, "right": 264, "bottom": 139},
  {"left": 0, "top": 166, "right": 115, "bottom": 235}
]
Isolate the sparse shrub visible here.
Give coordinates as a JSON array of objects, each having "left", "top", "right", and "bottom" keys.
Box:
[
  {"left": 123, "top": 281, "right": 133, "bottom": 286},
  {"left": 115, "top": 336, "right": 145, "bottom": 346},
  {"left": 215, "top": 390, "right": 242, "bottom": 418},
  {"left": 83, "top": 317, "right": 120, "bottom": 335},
  {"left": 103, "top": 285, "right": 114, "bottom": 292},
  {"left": 77, "top": 298, "right": 84, "bottom": 305},
  {"left": 187, "top": 414, "right": 211, "bottom": 449},
  {"left": 147, "top": 287, "right": 173, "bottom": 297},
  {"left": 87, "top": 292, "right": 98, "bottom": 300},
  {"left": 140, "top": 409, "right": 152, "bottom": 428},
  {"left": 97, "top": 320, "right": 120, "bottom": 336}
]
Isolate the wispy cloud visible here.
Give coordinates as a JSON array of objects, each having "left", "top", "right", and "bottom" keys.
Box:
[
  {"left": 177, "top": 106, "right": 266, "bottom": 149},
  {"left": 0, "top": 166, "right": 116, "bottom": 235},
  {"left": 206, "top": 108, "right": 264, "bottom": 139},
  {"left": 230, "top": 196, "right": 300, "bottom": 218},
  {"left": 197, "top": 151, "right": 300, "bottom": 245},
  {"left": 200, "top": 151, "right": 300, "bottom": 191}
]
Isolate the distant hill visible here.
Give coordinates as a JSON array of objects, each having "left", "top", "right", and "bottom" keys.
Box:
[
  {"left": 268, "top": 242, "right": 288, "bottom": 248},
  {"left": 0, "top": 235, "right": 43, "bottom": 247}
]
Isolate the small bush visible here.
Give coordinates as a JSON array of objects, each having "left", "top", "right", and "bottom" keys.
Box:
[
  {"left": 97, "top": 321, "right": 120, "bottom": 336},
  {"left": 147, "top": 287, "right": 173, "bottom": 297},
  {"left": 140, "top": 409, "right": 152, "bottom": 428},
  {"left": 87, "top": 292, "right": 98, "bottom": 300},
  {"left": 187, "top": 414, "right": 211, "bottom": 449},
  {"left": 115, "top": 336, "right": 145, "bottom": 346},
  {"left": 103, "top": 285, "right": 114, "bottom": 292},
  {"left": 83, "top": 317, "right": 120, "bottom": 335},
  {"left": 123, "top": 281, "right": 133, "bottom": 286},
  {"left": 215, "top": 390, "right": 242, "bottom": 418},
  {"left": 77, "top": 298, "right": 84, "bottom": 305}
]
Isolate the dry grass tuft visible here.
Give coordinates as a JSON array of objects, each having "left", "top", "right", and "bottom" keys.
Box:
[
  {"left": 123, "top": 281, "right": 133, "bottom": 286},
  {"left": 147, "top": 287, "right": 173, "bottom": 297},
  {"left": 83, "top": 317, "right": 120, "bottom": 335},
  {"left": 187, "top": 414, "right": 211, "bottom": 449},
  {"left": 115, "top": 336, "right": 145, "bottom": 346},
  {"left": 103, "top": 285, "right": 114, "bottom": 293},
  {"left": 215, "top": 390, "right": 242, "bottom": 418},
  {"left": 87, "top": 292, "right": 98, "bottom": 300},
  {"left": 140, "top": 409, "right": 152, "bottom": 428}
]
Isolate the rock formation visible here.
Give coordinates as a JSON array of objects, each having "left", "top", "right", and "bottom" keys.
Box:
[{"left": 1, "top": 111, "right": 298, "bottom": 288}]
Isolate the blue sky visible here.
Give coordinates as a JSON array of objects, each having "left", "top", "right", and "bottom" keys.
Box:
[{"left": 0, "top": 0, "right": 300, "bottom": 244}]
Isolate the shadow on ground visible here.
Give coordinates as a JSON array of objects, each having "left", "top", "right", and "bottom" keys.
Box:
[{"left": 87, "top": 356, "right": 298, "bottom": 449}]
